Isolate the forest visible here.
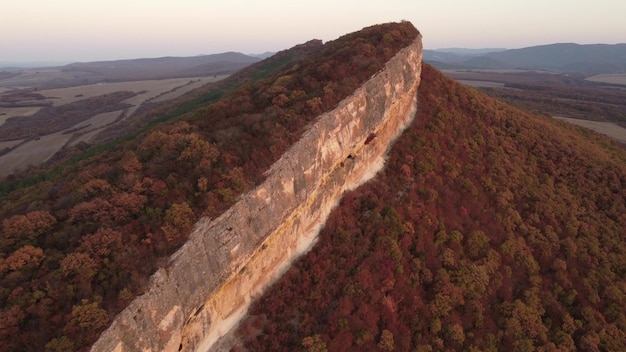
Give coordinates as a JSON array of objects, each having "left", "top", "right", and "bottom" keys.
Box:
[
  {"left": 234, "top": 64, "right": 626, "bottom": 351},
  {"left": 0, "top": 22, "right": 419, "bottom": 351}
]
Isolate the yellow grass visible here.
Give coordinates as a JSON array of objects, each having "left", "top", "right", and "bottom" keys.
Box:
[{"left": 0, "top": 106, "right": 43, "bottom": 125}]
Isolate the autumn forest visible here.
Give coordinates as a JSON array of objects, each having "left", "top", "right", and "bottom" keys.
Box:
[
  {"left": 0, "top": 22, "right": 419, "bottom": 351},
  {"left": 234, "top": 65, "right": 626, "bottom": 351},
  {"left": 1, "top": 21, "right": 626, "bottom": 352}
]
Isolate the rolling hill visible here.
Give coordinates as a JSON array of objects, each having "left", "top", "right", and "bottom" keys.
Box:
[{"left": 426, "top": 43, "right": 626, "bottom": 73}]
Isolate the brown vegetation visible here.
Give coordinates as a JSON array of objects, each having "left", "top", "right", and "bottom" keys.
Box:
[
  {"left": 234, "top": 64, "right": 626, "bottom": 351},
  {"left": 0, "top": 90, "right": 49, "bottom": 107},
  {"left": 0, "top": 22, "right": 419, "bottom": 351}
]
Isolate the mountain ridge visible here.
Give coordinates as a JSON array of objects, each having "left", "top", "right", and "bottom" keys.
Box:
[
  {"left": 0, "top": 21, "right": 421, "bottom": 352},
  {"left": 2, "top": 21, "right": 625, "bottom": 352},
  {"left": 232, "top": 63, "right": 626, "bottom": 351},
  {"left": 91, "top": 34, "right": 423, "bottom": 352},
  {"left": 425, "top": 42, "right": 626, "bottom": 73}
]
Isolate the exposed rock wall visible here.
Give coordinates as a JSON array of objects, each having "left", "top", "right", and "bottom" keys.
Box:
[{"left": 91, "top": 34, "right": 423, "bottom": 352}]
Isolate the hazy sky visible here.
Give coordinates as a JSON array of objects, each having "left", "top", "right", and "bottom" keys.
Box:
[{"left": 3, "top": 0, "right": 625, "bottom": 63}]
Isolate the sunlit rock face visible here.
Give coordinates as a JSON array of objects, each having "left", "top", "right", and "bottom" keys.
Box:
[{"left": 91, "top": 34, "right": 423, "bottom": 352}]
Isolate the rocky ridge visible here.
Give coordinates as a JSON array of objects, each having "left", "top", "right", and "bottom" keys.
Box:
[{"left": 90, "top": 33, "right": 423, "bottom": 352}]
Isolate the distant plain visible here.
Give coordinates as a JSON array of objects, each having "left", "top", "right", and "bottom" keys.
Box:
[
  {"left": 0, "top": 53, "right": 259, "bottom": 178},
  {"left": 0, "top": 76, "right": 223, "bottom": 177}
]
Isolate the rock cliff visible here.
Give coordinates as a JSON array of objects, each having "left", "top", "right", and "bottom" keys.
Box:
[{"left": 91, "top": 34, "right": 423, "bottom": 352}]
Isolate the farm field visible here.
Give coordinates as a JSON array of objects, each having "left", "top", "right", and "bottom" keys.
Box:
[
  {"left": 0, "top": 106, "right": 43, "bottom": 124},
  {"left": 0, "top": 75, "right": 226, "bottom": 177},
  {"left": 38, "top": 77, "right": 214, "bottom": 106},
  {"left": 444, "top": 69, "right": 626, "bottom": 145},
  {"left": 586, "top": 73, "right": 626, "bottom": 86},
  {"left": 456, "top": 80, "right": 505, "bottom": 88}
]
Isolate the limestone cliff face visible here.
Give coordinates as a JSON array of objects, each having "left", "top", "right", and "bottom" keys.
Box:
[{"left": 91, "top": 35, "right": 423, "bottom": 352}]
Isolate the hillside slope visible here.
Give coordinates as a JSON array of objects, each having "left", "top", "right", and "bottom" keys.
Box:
[
  {"left": 0, "top": 22, "right": 419, "bottom": 351},
  {"left": 92, "top": 25, "right": 422, "bottom": 352},
  {"left": 233, "top": 64, "right": 626, "bottom": 351}
]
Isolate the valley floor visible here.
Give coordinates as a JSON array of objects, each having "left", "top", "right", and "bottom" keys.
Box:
[{"left": 0, "top": 76, "right": 225, "bottom": 178}]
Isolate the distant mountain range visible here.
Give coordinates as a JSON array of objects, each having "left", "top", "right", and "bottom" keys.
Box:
[
  {"left": 425, "top": 43, "right": 626, "bottom": 74},
  {"left": 61, "top": 52, "right": 261, "bottom": 80},
  {"left": 3, "top": 21, "right": 626, "bottom": 352}
]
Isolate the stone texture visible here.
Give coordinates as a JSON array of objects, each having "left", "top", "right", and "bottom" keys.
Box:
[{"left": 91, "top": 34, "right": 423, "bottom": 352}]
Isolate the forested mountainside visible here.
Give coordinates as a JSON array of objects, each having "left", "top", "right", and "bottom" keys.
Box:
[
  {"left": 0, "top": 22, "right": 419, "bottom": 351},
  {"left": 234, "top": 64, "right": 626, "bottom": 351}
]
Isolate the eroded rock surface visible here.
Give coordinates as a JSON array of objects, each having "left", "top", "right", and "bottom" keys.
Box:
[{"left": 91, "top": 34, "right": 423, "bottom": 352}]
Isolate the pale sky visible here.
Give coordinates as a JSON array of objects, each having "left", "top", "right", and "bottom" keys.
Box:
[{"left": 2, "top": 0, "right": 625, "bottom": 64}]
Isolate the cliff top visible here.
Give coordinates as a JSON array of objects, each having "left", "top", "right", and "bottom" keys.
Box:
[{"left": 0, "top": 21, "right": 420, "bottom": 351}]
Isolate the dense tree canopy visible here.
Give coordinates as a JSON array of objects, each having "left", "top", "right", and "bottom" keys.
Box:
[
  {"left": 234, "top": 64, "right": 626, "bottom": 351},
  {"left": 0, "top": 22, "right": 419, "bottom": 351}
]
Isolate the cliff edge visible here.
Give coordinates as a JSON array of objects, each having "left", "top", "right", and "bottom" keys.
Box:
[{"left": 91, "top": 31, "right": 423, "bottom": 352}]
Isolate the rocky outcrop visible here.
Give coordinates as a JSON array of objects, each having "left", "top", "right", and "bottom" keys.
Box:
[{"left": 91, "top": 34, "right": 423, "bottom": 352}]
